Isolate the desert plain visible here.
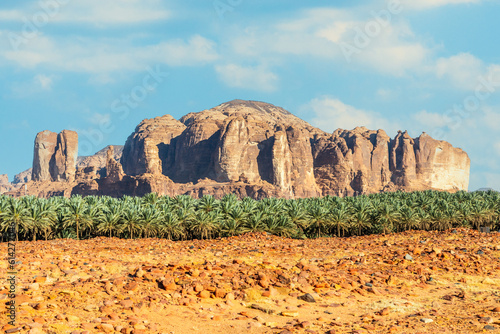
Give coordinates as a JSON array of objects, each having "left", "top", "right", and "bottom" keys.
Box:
[{"left": 1, "top": 229, "right": 500, "bottom": 334}]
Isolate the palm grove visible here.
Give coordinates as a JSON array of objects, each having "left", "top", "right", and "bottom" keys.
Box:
[{"left": 0, "top": 190, "right": 498, "bottom": 242}]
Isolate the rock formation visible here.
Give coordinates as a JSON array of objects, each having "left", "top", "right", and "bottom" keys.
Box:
[
  {"left": 121, "top": 115, "right": 186, "bottom": 176},
  {"left": 13, "top": 169, "right": 32, "bottom": 184},
  {"left": 32, "top": 130, "right": 58, "bottom": 182},
  {"left": 105, "top": 146, "right": 125, "bottom": 182},
  {"left": 19, "top": 100, "right": 470, "bottom": 199},
  {"left": 77, "top": 145, "right": 124, "bottom": 171},
  {"left": 0, "top": 174, "right": 8, "bottom": 186},
  {"left": 32, "top": 130, "right": 78, "bottom": 182}
]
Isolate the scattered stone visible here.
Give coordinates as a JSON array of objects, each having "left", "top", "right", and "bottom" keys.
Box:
[
  {"left": 281, "top": 311, "right": 299, "bottom": 317},
  {"left": 420, "top": 318, "right": 434, "bottom": 324},
  {"left": 251, "top": 304, "right": 276, "bottom": 315},
  {"left": 298, "top": 293, "right": 316, "bottom": 303}
]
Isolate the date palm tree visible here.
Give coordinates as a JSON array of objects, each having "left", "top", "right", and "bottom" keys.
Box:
[
  {"left": 190, "top": 210, "right": 220, "bottom": 240},
  {"left": 97, "top": 204, "right": 122, "bottom": 238},
  {"left": 349, "top": 200, "right": 373, "bottom": 236},
  {"left": 158, "top": 209, "right": 184, "bottom": 240},
  {"left": 64, "top": 196, "right": 93, "bottom": 240},
  {"left": 0, "top": 197, "right": 30, "bottom": 242},
  {"left": 306, "top": 203, "right": 330, "bottom": 238},
  {"left": 120, "top": 205, "right": 142, "bottom": 239},
  {"left": 241, "top": 211, "right": 266, "bottom": 234},
  {"left": 329, "top": 202, "right": 350, "bottom": 237},
  {"left": 139, "top": 205, "right": 160, "bottom": 238},
  {"left": 26, "top": 198, "right": 56, "bottom": 241},
  {"left": 221, "top": 206, "right": 246, "bottom": 237},
  {"left": 374, "top": 202, "right": 400, "bottom": 234}
]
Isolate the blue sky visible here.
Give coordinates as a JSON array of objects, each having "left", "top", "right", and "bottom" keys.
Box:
[{"left": 0, "top": 0, "right": 499, "bottom": 191}]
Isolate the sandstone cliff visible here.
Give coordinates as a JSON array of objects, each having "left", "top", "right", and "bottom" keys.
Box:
[
  {"left": 20, "top": 100, "right": 470, "bottom": 199},
  {"left": 32, "top": 130, "right": 78, "bottom": 182}
]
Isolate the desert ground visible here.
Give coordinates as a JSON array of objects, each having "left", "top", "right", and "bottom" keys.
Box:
[{"left": 1, "top": 229, "right": 500, "bottom": 334}]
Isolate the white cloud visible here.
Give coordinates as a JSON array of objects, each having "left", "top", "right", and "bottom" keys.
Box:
[
  {"left": 495, "top": 142, "right": 500, "bottom": 156},
  {"left": 215, "top": 64, "right": 278, "bottom": 92},
  {"left": 431, "top": 53, "right": 500, "bottom": 94},
  {"left": 34, "top": 74, "right": 53, "bottom": 90},
  {"left": 411, "top": 110, "right": 453, "bottom": 129},
  {"left": 376, "top": 88, "right": 397, "bottom": 100},
  {"left": 89, "top": 113, "right": 111, "bottom": 126},
  {"left": 0, "top": 0, "right": 171, "bottom": 26},
  {"left": 304, "top": 96, "right": 399, "bottom": 133},
  {"left": 402, "top": 0, "right": 481, "bottom": 10},
  {"left": 435, "top": 53, "right": 485, "bottom": 90},
  {"left": 226, "top": 8, "right": 429, "bottom": 77},
  {"left": 482, "top": 106, "right": 500, "bottom": 131},
  {"left": 0, "top": 34, "right": 218, "bottom": 74}
]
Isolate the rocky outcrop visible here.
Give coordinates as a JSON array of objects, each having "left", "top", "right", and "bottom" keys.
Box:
[
  {"left": 414, "top": 132, "right": 470, "bottom": 191},
  {"left": 32, "top": 130, "right": 58, "bottom": 182},
  {"left": 13, "top": 169, "right": 32, "bottom": 184},
  {"left": 51, "top": 130, "right": 78, "bottom": 182},
  {"left": 105, "top": 146, "right": 125, "bottom": 182},
  {"left": 121, "top": 115, "right": 186, "bottom": 176},
  {"left": 20, "top": 100, "right": 470, "bottom": 199},
  {"left": 32, "top": 130, "right": 78, "bottom": 182},
  {"left": 77, "top": 145, "right": 123, "bottom": 170}
]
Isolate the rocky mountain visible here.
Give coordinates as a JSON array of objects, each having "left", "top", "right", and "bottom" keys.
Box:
[{"left": 11, "top": 100, "right": 470, "bottom": 198}]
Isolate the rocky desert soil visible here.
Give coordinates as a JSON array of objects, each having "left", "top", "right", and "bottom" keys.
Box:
[{"left": 1, "top": 229, "right": 500, "bottom": 334}]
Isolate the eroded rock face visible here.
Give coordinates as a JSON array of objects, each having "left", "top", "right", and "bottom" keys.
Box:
[
  {"left": 32, "top": 130, "right": 58, "bottom": 182},
  {"left": 105, "top": 146, "right": 125, "bottom": 182},
  {"left": 21, "top": 100, "right": 470, "bottom": 199},
  {"left": 52, "top": 130, "right": 78, "bottom": 182},
  {"left": 32, "top": 130, "right": 78, "bottom": 182},
  {"left": 13, "top": 169, "right": 32, "bottom": 184},
  {"left": 121, "top": 115, "right": 186, "bottom": 176},
  {"left": 414, "top": 133, "right": 470, "bottom": 191},
  {"left": 77, "top": 145, "right": 123, "bottom": 170},
  {"left": 115, "top": 100, "right": 470, "bottom": 198}
]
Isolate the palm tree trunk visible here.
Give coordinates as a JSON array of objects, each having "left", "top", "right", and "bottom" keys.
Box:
[{"left": 76, "top": 221, "right": 79, "bottom": 240}]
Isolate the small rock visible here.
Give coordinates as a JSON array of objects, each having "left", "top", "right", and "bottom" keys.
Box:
[
  {"left": 404, "top": 254, "right": 413, "bottom": 261},
  {"left": 298, "top": 293, "right": 316, "bottom": 303},
  {"left": 66, "top": 315, "right": 80, "bottom": 322},
  {"left": 198, "top": 290, "right": 211, "bottom": 298},
  {"left": 420, "top": 318, "right": 433, "bottom": 324},
  {"left": 484, "top": 325, "right": 497, "bottom": 331},
  {"left": 479, "top": 317, "right": 493, "bottom": 324},
  {"left": 5, "top": 328, "right": 22, "bottom": 333},
  {"left": 281, "top": 311, "right": 299, "bottom": 317},
  {"left": 101, "top": 323, "right": 114, "bottom": 333}
]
